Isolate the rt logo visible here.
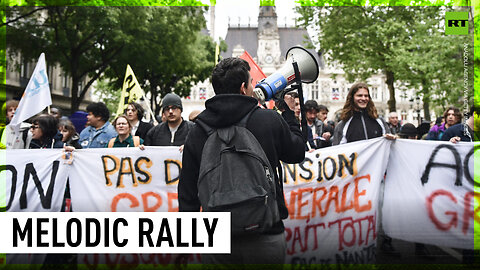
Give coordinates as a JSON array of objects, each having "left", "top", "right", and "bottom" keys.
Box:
[{"left": 445, "top": 12, "right": 469, "bottom": 35}]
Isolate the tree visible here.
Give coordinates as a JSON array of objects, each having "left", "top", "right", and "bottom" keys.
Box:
[
  {"left": 101, "top": 6, "right": 219, "bottom": 115},
  {"left": 6, "top": 2, "right": 210, "bottom": 114},
  {"left": 296, "top": 3, "right": 471, "bottom": 113},
  {"left": 7, "top": 6, "right": 130, "bottom": 114},
  {"left": 391, "top": 7, "right": 473, "bottom": 120}
]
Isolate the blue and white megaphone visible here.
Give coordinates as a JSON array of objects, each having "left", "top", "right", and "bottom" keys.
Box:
[{"left": 253, "top": 46, "right": 319, "bottom": 104}]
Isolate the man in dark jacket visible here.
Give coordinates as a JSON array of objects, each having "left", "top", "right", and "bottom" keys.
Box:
[
  {"left": 144, "top": 93, "right": 193, "bottom": 146},
  {"left": 442, "top": 104, "right": 478, "bottom": 142},
  {"left": 178, "top": 57, "right": 305, "bottom": 265},
  {"left": 125, "top": 102, "right": 153, "bottom": 140},
  {"left": 305, "top": 99, "right": 332, "bottom": 148}
]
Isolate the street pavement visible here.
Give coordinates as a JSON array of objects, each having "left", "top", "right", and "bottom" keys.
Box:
[{"left": 376, "top": 237, "right": 473, "bottom": 265}]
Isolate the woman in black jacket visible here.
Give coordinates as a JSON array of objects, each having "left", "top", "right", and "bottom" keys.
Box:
[{"left": 29, "top": 114, "right": 63, "bottom": 149}]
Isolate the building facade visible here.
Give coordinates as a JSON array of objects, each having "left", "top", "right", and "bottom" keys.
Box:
[
  {"left": 5, "top": 50, "right": 94, "bottom": 114},
  {"left": 185, "top": 6, "right": 428, "bottom": 124}
]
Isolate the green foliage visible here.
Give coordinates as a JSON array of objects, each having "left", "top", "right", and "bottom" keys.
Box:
[
  {"left": 6, "top": 5, "right": 213, "bottom": 114},
  {"left": 101, "top": 6, "right": 216, "bottom": 115},
  {"left": 260, "top": 0, "right": 275, "bottom": 6},
  {"left": 296, "top": 5, "right": 473, "bottom": 113},
  {"left": 94, "top": 78, "right": 120, "bottom": 117},
  {"left": 297, "top": 0, "right": 457, "bottom": 6},
  {"left": 474, "top": 1, "right": 480, "bottom": 105},
  {"left": 4, "top": 0, "right": 206, "bottom": 7}
]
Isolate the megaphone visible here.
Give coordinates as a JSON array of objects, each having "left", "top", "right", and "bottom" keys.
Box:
[{"left": 253, "top": 46, "right": 319, "bottom": 103}]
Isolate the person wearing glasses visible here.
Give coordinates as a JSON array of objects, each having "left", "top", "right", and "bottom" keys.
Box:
[
  {"left": 107, "top": 115, "right": 144, "bottom": 148},
  {"left": 144, "top": 93, "right": 193, "bottom": 146},
  {"left": 29, "top": 114, "right": 64, "bottom": 149}
]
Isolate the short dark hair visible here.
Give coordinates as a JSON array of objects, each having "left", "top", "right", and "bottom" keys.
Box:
[
  {"left": 285, "top": 91, "right": 298, "bottom": 99},
  {"left": 86, "top": 102, "right": 110, "bottom": 122},
  {"left": 32, "top": 114, "right": 59, "bottom": 140},
  {"left": 212, "top": 57, "right": 250, "bottom": 95},
  {"left": 304, "top": 100, "right": 319, "bottom": 113},
  {"left": 126, "top": 102, "right": 144, "bottom": 121},
  {"left": 50, "top": 106, "right": 63, "bottom": 117},
  {"left": 318, "top": 104, "right": 329, "bottom": 113}
]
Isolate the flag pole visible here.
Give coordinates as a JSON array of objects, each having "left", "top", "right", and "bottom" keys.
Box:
[{"left": 142, "top": 92, "right": 158, "bottom": 125}]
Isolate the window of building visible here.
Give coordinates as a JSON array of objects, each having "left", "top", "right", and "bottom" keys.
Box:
[
  {"left": 63, "top": 74, "right": 69, "bottom": 88},
  {"left": 401, "top": 110, "right": 407, "bottom": 121},
  {"left": 371, "top": 87, "right": 378, "bottom": 100},
  {"left": 20, "top": 58, "right": 29, "bottom": 79}
]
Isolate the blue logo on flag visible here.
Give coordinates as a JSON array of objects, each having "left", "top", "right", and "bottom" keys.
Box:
[{"left": 26, "top": 70, "right": 48, "bottom": 97}]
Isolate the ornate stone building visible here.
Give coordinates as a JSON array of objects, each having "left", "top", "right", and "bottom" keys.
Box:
[{"left": 184, "top": 6, "right": 426, "bottom": 124}]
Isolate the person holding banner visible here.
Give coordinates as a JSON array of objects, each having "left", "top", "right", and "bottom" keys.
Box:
[
  {"left": 331, "top": 82, "right": 396, "bottom": 255},
  {"left": 179, "top": 57, "right": 305, "bottom": 265},
  {"left": 59, "top": 119, "right": 82, "bottom": 149},
  {"left": 79, "top": 102, "right": 117, "bottom": 148},
  {"left": 107, "top": 115, "right": 144, "bottom": 148},
  {"left": 442, "top": 105, "right": 478, "bottom": 143},
  {"left": 332, "top": 82, "right": 391, "bottom": 145},
  {"left": 125, "top": 102, "right": 153, "bottom": 140},
  {"left": 28, "top": 114, "right": 63, "bottom": 149},
  {"left": 1, "top": 100, "right": 32, "bottom": 149},
  {"left": 426, "top": 106, "right": 462, "bottom": 140}
]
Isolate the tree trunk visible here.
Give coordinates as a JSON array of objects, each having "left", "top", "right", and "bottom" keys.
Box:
[
  {"left": 385, "top": 70, "right": 396, "bottom": 112},
  {"left": 423, "top": 97, "right": 431, "bottom": 122},
  {"left": 70, "top": 77, "right": 80, "bottom": 115},
  {"left": 421, "top": 79, "right": 431, "bottom": 122}
]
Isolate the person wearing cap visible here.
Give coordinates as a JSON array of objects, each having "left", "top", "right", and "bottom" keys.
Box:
[
  {"left": 144, "top": 93, "right": 194, "bottom": 146},
  {"left": 397, "top": 123, "right": 417, "bottom": 139}
]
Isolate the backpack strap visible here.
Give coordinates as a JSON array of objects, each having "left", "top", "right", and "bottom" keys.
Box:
[
  {"left": 133, "top": 136, "right": 141, "bottom": 147},
  {"left": 196, "top": 119, "right": 215, "bottom": 137},
  {"left": 107, "top": 138, "right": 115, "bottom": 148}
]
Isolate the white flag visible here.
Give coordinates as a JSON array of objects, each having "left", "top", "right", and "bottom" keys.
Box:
[{"left": 9, "top": 53, "right": 52, "bottom": 134}]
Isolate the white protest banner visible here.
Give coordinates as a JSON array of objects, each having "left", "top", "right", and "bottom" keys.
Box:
[
  {"left": 1, "top": 149, "right": 69, "bottom": 212},
  {"left": 9, "top": 53, "right": 52, "bottom": 135},
  {"left": 68, "top": 147, "right": 182, "bottom": 212},
  {"left": 67, "top": 146, "right": 190, "bottom": 265},
  {"left": 281, "top": 137, "right": 392, "bottom": 264},
  {"left": 382, "top": 140, "right": 477, "bottom": 250}
]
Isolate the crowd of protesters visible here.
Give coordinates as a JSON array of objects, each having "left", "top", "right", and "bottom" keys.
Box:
[{"left": 1, "top": 58, "right": 478, "bottom": 266}]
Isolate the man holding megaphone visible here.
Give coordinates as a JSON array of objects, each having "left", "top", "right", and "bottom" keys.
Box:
[{"left": 179, "top": 57, "right": 306, "bottom": 265}]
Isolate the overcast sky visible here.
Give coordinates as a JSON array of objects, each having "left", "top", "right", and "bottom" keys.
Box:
[{"left": 201, "top": 0, "right": 300, "bottom": 41}]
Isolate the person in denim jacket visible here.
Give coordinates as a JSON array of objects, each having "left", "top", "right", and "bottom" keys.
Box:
[{"left": 79, "top": 102, "right": 117, "bottom": 148}]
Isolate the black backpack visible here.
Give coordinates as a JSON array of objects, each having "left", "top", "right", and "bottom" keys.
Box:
[{"left": 196, "top": 107, "right": 280, "bottom": 235}]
